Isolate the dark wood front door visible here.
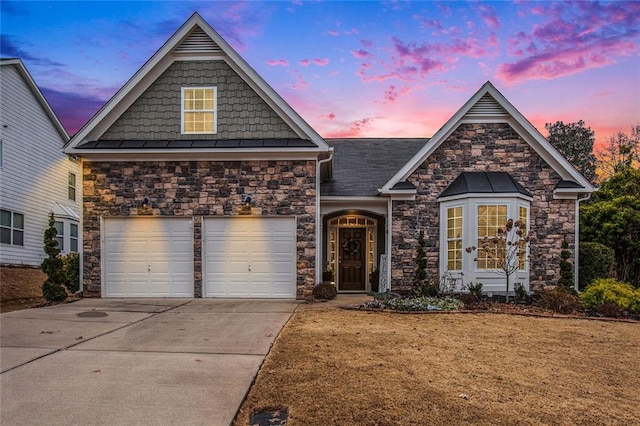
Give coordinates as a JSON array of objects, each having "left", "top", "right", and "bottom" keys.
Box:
[{"left": 338, "top": 228, "right": 366, "bottom": 291}]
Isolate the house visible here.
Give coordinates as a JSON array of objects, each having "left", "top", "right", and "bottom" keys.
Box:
[
  {"left": 0, "top": 58, "right": 80, "bottom": 269},
  {"left": 64, "top": 13, "right": 594, "bottom": 299}
]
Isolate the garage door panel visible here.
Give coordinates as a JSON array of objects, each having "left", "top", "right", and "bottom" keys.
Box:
[
  {"left": 204, "top": 218, "right": 296, "bottom": 298},
  {"left": 104, "top": 218, "right": 194, "bottom": 298}
]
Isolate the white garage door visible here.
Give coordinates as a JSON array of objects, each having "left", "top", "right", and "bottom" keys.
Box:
[
  {"left": 203, "top": 217, "right": 296, "bottom": 298},
  {"left": 103, "top": 218, "right": 194, "bottom": 297}
]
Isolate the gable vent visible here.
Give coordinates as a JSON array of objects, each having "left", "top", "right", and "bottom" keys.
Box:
[
  {"left": 465, "top": 93, "right": 509, "bottom": 119},
  {"left": 174, "top": 26, "right": 223, "bottom": 54}
]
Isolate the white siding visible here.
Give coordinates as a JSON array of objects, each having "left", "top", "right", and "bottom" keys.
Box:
[{"left": 0, "top": 63, "right": 79, "bottom": 266}]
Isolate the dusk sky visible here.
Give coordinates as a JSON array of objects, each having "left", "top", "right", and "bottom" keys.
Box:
[{"left": 2, "top": 1, "right": 639, "bottom": 148}]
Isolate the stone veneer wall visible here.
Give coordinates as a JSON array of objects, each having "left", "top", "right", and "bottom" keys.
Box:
[
  {"left": 101, "top": 60, "right": 300, "bottom": 141},
  {"left": 83, "top": 160, "right": 316, "bottom": 298},
  {"left": 391, "top": 123, "right": 575, "bottom": 291}
]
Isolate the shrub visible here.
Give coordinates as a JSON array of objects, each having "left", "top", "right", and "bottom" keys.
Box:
[
  {"left": 514, "top": 283, "right": 529, "bottom": 301},
  {"left": 536, "top": 287, "right": 582, "bottom": 314},
  {"left": 362, "top": 296, "right": 463, "bottom": 312},
  {"left": 557, "top": 237, "right": 574, "bottom": 291},
  {"left": 313, "top": 282, "right": 337, "bottom": 300},
  {"left": 462, "top": 282, "right": 482, "bottom": 299},
  {"left": 41, "top": 214, "right": 67, "bottom": 302},
  {"left": 42, "top": 281, "right": 67, "bottom": 302},
  {"left": 579, "top": 242, "right": 615, "bottom": 291},
  {"left": 580, "top": 278, "right": 640, "bottom": 314},
  {"left": 62, "top": 252, "right": 80, "bottom": 293}
]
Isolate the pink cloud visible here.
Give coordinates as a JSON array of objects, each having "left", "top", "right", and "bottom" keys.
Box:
[
  {"left": 285, "top": 70, "right": 308, "bottom": 90},
  {"left": 327, "top": 30, "right": 339, "bottom": 36},
  {"left": 324, "top": 117, "right": 377, "bottom": 138},
  {"left": 499, "top": 1, "right": 640, "bottom": 83},
  {"left": 361, "top": 39, "right": 374, "bottom": 48},
  {"left": 477, "top": 5, "right": 500, "bottom": 29},
  {"left": 313, "top": 58, "right": 329, "bottom": 66},
  {"left": 351, "top": 49, "right": 373, "bottom": 60},
  {"left": 266, "top": 59, "right": 289, "bottom": 66},
  {"left": 299, "top": 59, "right": 310, "bottom": 67},
  {"left": 321, "top": 113, "right": 336, "bottom": 120}
]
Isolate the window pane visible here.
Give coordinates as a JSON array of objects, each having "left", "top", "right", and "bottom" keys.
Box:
[
  {"left": 68, "top": 173, "right": 76, "bottom": 186},
  {"left": 0, "top": 228, "right": 10, "bottom": 244},
  {"left": 56, "top": 236, "right": 64, "bottom": 250},
  {"left": 70, "top": 238, "right": 78, "bottom": 252},
  {"left": 13, "top": 213, "right": 24, "bottom": 229},
  {"left": 1, "top": 210, "right": 11, "bottom": 227},
  {"left": 70, "top": 223, "right": 78, "bottom": 237},
  {"left": 13, "top": 230, "right": 24, "bottom": 246},
  {"left": 54, "top": 221, "right": 64, "bottom": 235},
  {"left": 477, "top": 205, "right": 507, "bottom": 270}
]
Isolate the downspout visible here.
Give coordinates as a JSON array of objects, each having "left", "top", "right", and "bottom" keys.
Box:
[
  {"left": 386, "top": 197, "right": 393, "bottom": 290},
  {"left": 315, "top": 148, "right": 334, "bottom": 286},
  {"left": 574, "top": 193, "right": 592, "bottom": 292}
]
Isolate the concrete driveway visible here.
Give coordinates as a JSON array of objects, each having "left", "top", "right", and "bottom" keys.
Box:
[{"left": 1, "top": 298, "right": 299, "bottom": 426}]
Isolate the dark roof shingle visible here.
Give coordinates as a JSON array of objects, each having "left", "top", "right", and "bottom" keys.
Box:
[{"left": 321, "top": 138, "right": 426, "bottom": 197}]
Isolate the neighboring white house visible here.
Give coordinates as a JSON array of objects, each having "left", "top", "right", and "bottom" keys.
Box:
[{"left": 0, "top": 58, "right": 80, "bottom": 267}]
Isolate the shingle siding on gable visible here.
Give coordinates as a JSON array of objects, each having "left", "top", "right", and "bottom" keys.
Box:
[
  {"left": 391, "top": 122, "right": 575, "bottom": 290},
  {"left": 101, "top": 60, "right": 299, "bottom": 141}
]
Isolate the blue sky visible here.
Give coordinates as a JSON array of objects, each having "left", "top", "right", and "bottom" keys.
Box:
[{"left": 1, "top": 1, "right": 639, "bottom": 147}]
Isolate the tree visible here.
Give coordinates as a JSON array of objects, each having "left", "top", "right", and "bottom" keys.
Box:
[
  {"left": 596, "top": 125, "right": 640, "bottom": 181},
  {"left": 41, "top": 214, "right": 67, "bottom": 302},
  {"left": 413, "top": 230, "right": 437, "bottom": 296},
  {"left": 466, "top": 219, "right": 534, "bottom": 302},
  {"left": 546, "top": 120, "right": 597, "bottom": 183},
  {"left": 581, "top": 167, "right": 640, "bottom": 287}
]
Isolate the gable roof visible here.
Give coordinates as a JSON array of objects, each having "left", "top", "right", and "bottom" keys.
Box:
[
  {"left": 379, "top": 81, "right": 595, "bottom": 196},
  {"left": 439, "top": 171, "right": 532, "bottom": 199},
  {"left": 0, "top": 58, "right": 69, "bottom": 142},
  {"left": 64, "top": 13, "right": 328, "bottom": 154},
  {"left": 321, "top": 138, "right": 425, "bottom": 197}
]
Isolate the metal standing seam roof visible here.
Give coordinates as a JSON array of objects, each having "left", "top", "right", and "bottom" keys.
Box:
[
  {"left": 320, "top": 138, "right": 427, "bottom": 197},
  {"left": 439, "top": 171, "right": 533, "bottom": 198},
  {"left": 75, "top": 138, "right": 317, "bottom": 149}
]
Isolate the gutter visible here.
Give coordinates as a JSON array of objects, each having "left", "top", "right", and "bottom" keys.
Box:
[{"left": 315, "top": 148, "right": 334, "bottom": 285}]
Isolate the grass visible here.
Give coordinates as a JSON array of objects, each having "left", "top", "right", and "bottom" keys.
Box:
[{"left": 234, "top": 307, "right": 640, "bottom": 425}]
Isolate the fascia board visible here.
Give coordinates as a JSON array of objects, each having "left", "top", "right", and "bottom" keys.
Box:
[
  {"left": 197, "top": 21, "right": 329, "bottom": 151},
  {"left": 493, "top": 95, "right": 595, "bottom": 192},
  {"left": 65, "top": 13, "right": 329, "bottom": 152},
  {"left": 380, "top": 84, "right": 492, "bottom": 192},
  {"left": 73, "top": 150, "right": 319, "bottom": 162},
  {"left": 321, "top": 196, "right": 384, "bottom": 202},
  {"left": 4, "top": 59, "right": 69, "bottom": 142},
  {"left": 438, "top": 192, "right": 534, "bottom": 203},
  {"left": 380, "top": 81, "right": 596, "bottom": 194},
  {"left": 65, "top": 18, "right": 196, "bottom": 150}
]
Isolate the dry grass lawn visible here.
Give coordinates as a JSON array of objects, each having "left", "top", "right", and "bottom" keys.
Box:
[{"left": 235, "top": 308, "right": 640, "bottom": 425}]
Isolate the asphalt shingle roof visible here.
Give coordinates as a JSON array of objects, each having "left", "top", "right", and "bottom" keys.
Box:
[{"left": 321, "top": 138, "right": 427, "bottom": 197}]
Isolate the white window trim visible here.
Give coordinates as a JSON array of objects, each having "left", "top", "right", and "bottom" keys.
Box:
[
  {"left": 53, "top": 218, "right": 80, "bottom": 254},
  {"left": 68, "top": 172, "right": 77, "bottom": 201},
  {"left": 0, "top": 209, "right": 25, "bottom": 246},
  {"left": 442, "top": 203, "right": 465, "bottom": 272},
  {"left": 181, "top": 87, "right": 217, "bottom": 134},
  {"left": 439, "top": 195, "right": 531, "bottom": 292}
]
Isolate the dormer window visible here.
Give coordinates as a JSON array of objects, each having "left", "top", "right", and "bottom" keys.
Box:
[{"left": 181, "top": 87, "right": 217, "bottom": 134}]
